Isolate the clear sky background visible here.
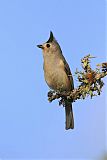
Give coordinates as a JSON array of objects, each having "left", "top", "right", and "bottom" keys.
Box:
[{"left": 0, "top": 0, "right": 106, "bottom": 159}]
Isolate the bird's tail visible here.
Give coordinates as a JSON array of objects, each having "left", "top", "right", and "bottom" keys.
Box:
[{"left": 65, "top": 102, "right": 74, "bottom": 130}]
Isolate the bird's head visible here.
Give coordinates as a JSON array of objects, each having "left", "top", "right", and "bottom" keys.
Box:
[{"left": 37, "top": 31, "right": 61, "bottom": 55}]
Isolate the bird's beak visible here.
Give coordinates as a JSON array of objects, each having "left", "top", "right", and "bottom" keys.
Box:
[{"left": 37, "top": 44, "right": 44, "bottom": 49}]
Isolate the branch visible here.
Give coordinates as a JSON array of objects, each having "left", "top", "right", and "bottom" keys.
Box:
[{"left": 47, "top": 54, "right": 107, "bottom": 105}]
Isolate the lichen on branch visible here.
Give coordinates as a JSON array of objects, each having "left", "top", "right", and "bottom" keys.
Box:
[{"left": 47, "top": 54, "right": 107, "bottom": 106}]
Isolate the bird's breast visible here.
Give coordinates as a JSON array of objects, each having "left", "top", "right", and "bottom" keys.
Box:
[{"left": 43, "top": 60, "right": 71, "bottom": 91}]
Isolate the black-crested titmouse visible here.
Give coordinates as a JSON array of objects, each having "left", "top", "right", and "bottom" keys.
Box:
[{"left": 37, "top": 31, "right": 74, "bottom": 130}]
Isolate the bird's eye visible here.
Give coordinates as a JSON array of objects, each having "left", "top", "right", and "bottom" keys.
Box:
[{"left": 46, "top": 43, "right": 50, "bottom": 48}]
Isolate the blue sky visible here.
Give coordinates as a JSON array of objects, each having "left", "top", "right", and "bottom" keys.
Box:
[{"left": 0, "top": 0, "right": 106, "bottom": 159}]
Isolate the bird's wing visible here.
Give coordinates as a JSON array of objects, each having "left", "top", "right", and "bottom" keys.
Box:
[
  {"left": 64, "top": 61, "right": 74, "bottom": 89},
  {"left": 57, "top": 45, "right": 74, "bottom": 89}
]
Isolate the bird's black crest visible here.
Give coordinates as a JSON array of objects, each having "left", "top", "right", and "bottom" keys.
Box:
[{"left": 46, "top": 31, "right": 54, "bottom": 43}]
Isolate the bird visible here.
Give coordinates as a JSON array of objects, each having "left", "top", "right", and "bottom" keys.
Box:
[{"left": 37, "top": 31, "right": 74, "bottom": 130}]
